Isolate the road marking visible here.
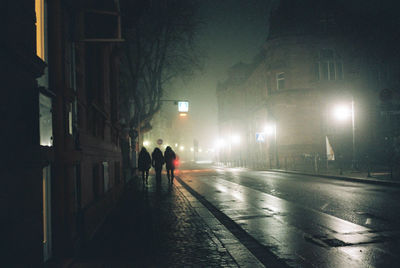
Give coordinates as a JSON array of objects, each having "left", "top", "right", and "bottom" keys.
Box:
[{"left": 321, "top": 203, "right": 329, "bottom": 210}]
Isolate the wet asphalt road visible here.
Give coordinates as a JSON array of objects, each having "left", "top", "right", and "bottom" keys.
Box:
[{"left": 177, "top": 163, "right": 400, "bottom": 267}]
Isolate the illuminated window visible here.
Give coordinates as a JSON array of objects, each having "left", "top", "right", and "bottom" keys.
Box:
[
  {"left": 35, "top": 0, "right": 45, "bottom": 60},
  {"left": 36, "top": 0, "right": 49, "bottom": 88},
  {"left": 39, "top": 93, "right": 53, "bottom": 146}
]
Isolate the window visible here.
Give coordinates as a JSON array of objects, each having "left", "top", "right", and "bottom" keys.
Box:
[
  {"left": 276, "top": 72, "right": 285, "bottom": 90},
  {"left": 35, "top": 0, "right": 45, "bottom": 61},
  {"left": 39, "top": 93, "right": 53, "bottom": 146},
  {"left": 315, "top": 49, "right": 343, "bottom": 81},
  {"left": 35, "top": 0, "right": 49, "bottom": 88},
  {"left": 68, "top": 102, "right": 73, "bottom": 135},
  {"left": 103, "top": 162, "right": 110, "bottom": 192}
]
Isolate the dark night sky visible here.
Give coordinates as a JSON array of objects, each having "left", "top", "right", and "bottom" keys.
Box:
[{"left": 165, "top": 0, "right": 272, "bottom": 150}]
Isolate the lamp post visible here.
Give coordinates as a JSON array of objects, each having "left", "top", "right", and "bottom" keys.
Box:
[
  {"left": 333, "top": 99, "right": 356, "bottom": 169},
  {"left": 265, "top": 123, "right": 279, "bottom": 169},
  {"left": 231, "top": 134, "right": 241, "bottom": 167}
]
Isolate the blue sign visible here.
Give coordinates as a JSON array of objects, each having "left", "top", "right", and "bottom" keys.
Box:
[{"left": 255, "top": 133, "right": 265, "bottom": 142}]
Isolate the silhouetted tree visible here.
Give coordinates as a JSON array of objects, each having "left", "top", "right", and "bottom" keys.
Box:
[{"left": 119, "top": 0, "right": 201, "bottom": 138}]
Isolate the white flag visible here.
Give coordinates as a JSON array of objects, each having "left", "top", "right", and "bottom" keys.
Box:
[{"left": 326, "top": 136, "right": 335, "bottom": 161}]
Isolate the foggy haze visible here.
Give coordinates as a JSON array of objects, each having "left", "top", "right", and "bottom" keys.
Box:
[{"left": 152, "top": 0, "right": 272, "bottom": 154}]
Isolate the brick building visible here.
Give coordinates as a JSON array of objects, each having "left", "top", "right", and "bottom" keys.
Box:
[{"left": 2, "top": 0, "right": 124, "bottom": 265}]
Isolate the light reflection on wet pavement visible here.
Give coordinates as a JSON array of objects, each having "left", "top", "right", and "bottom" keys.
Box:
[{"left": 179, "top": 166, "right": 400, "bottom": 267}]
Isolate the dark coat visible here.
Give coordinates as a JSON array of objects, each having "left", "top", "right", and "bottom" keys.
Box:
[
  {"left": 164, "top": 148, "right": 176, "bottom": 170},
  {"left": 151, "top": 148, "right": 164, "bottom": 171},
  {"left": 138, "top": 148, "right": 151, "bottom": 171}
]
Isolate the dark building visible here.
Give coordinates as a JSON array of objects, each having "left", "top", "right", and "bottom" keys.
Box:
[
  {"left": 217, "top": 0, "right": 400, "bottom": 171},
  {"left": 2, "top": 0, "right": 124, "bottom": 265}
]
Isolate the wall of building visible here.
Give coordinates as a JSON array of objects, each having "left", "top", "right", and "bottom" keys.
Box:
[{"left": 1, "top": 0, "right": 124, "bottom": 265}]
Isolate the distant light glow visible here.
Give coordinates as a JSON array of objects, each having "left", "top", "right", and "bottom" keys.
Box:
[
  {"left": 190, "top": 147, "right": 194, "bottom": 152},
  {"left": 199, "top": 148, "right": 202, "bottom": 152},
  {"left": 231, "top": 134, "right": 241, "bottom": 144},
  {"left": 196, "top": 160, "right": 212, "bottom": 164},
  {"left": 143, "top": 140, "right": 150, "bottom": 146},
  {"left": 180, "top": 146, "right": 185, "bottom": 151},
  {"left": 264, "top": 124, "right": 276, "bottom": 136},
  {"left": 333, "top": 105, "right": 352, "bottom": 121},
  {"left": 179, "top": 112, "right": 188, "bottom": 117},
  {"left": 215, "top": 139, "right": 225, "bottom": 148}
]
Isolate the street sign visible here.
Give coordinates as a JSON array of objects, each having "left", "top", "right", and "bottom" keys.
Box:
[
  {"left": 178, "top": 101, "right": 189, "bottom": 112},
  {"left": 157, "top": 139, "right": 163, "bottom": 145},
  {"left": 255, "top": 133, "right": 265, "bottom": 142}
]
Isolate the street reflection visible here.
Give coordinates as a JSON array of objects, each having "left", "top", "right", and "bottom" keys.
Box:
[{"left": 179, "top": 170, "right": 394, "bottom": 267}]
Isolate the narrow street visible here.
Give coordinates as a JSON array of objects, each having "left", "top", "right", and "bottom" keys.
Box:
[{"left": 177, "top": 163, "right": 400, "bottom": 267}]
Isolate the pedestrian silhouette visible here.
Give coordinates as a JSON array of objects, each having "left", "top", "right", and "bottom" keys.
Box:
[
  {"left": 138, "top": 147, "right": 151, "bottom": 185},
  {"left": 152, "top": 147, "right": 165, "bottom": 182},
  {"left": 164, "top": 146, "right": 176, "bottom": 184}
]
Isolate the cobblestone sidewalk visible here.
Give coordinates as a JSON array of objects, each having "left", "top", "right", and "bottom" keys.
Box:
[{"left": 64, "top": 176, "right": 240, "bottom": 267}]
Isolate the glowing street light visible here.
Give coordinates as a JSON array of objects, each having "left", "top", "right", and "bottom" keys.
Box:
[
  {"left": 215, "top": 138, "right": 225, "bottom": 149},
  {"left": 264, "top": 124, "right": 276, "bottom": 136},
  {"left": 333, "top": 100, "right": 356, "bottom": 169},
  {"left": 264, "top": 123, "right": 279, "bottom": 168},
  {"left": 179, "top": 145, "right": 185, "bottom": 151},
  {"left": 333, "top": 104, "right": 352, "bottom": 121},
  {"left": 230, "top": 134, "right": 241, "bottom": 144}
]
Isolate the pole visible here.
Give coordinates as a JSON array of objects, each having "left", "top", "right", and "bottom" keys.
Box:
[
  {"left": 275, "top": 125, "right": 280, "bottom": 169},
  {"left": 138, "top": 112, "right": 141, "bottom": 152},
  {"left": 351, "top": 98, "right": 356, "bottom": 169}
]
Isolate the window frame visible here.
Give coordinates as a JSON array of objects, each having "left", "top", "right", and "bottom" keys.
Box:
[
  {"left": 315, "top": 49, "right": 344, "bottom": 81},
  {"left": 276, "top": 72, "right": 285, "bottom": 90}
]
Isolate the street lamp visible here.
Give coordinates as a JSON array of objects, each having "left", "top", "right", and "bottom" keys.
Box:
[
  {"left": 143, "top": 140, "right": 150, "bottom": 147},
  {"left": 264, "top": 123, "right": 279, "bottom": 169},
  {"left": 215, "top": 138, "right": 225, "bottom": 149},
  {"left": 214, "top": 138, "right": 226, "bottom": 165},
  {"left": 230, "top": 134, "right": 241, "bottom": 166},
  {"left": 230, "top": 134, "right": 240, "bottom": 144},
  {"left": 333, "top": 100, "right": 356, "bottom": 169}
]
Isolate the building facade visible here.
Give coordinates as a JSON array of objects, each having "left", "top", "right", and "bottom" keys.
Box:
[
  {"left": 2, "top": 0, "right": 124, "bottom": 265},
  {"left": 217, "top": 0, "right": 400, "bottom": 170}
]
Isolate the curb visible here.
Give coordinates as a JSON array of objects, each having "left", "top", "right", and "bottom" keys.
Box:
[
  {"left": 262, "top": 169, "right": 400, "bottom": 187},
  {"left": 176, "top": 176, "right": 289, "bottom": 268}
]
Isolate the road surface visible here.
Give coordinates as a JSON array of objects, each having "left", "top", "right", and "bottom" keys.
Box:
[{"left": 176, "top": 163, "right": 400, "bottom": 267}]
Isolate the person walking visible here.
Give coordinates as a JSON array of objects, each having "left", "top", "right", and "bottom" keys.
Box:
[
  {"left": 164, "top": 146, "right": 176, "bottom": 184},
  {"left": 152, "top": 147, "right": 164, "bottom": 182},
  {"left": 138, "top": 147, "right": 151, "bottom": 185}
]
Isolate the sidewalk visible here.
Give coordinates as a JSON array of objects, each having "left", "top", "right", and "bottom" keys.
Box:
[{"left": 50, "top": 173, "right": 263, "bottom": 268}]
